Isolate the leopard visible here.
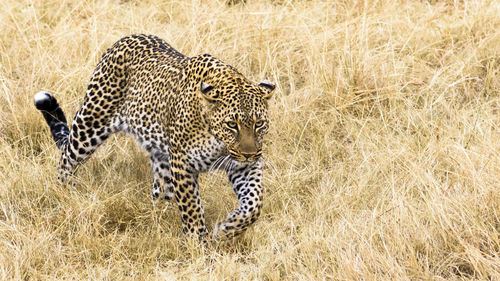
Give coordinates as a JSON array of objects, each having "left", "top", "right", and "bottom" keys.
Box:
[{"left": 34, "top": 34, "right": 275, "bottom": 242}]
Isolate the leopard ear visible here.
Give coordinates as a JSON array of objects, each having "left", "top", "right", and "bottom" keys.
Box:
[
  {"left": 200, "top": 81, "right": 217, "bottom": 102},
  {"left": 259, "top": 79, "right": 275, "bottom": 100}
]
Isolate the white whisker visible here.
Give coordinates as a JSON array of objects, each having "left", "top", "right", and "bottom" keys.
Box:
[
  {"left": 226, "top": 160, "right": 235, "bottom": 173},
  {"left": 209, "top": 156, "right": 224, "bottom": 172},
  {"left": 209, "top": 155, "right": 231, "bottom": 173},
  {"left": 216, "top": 155, "right": 230, "bottom": 171},
  {"left": 222, "top": 156, "right": 232, "bottom": 172}
]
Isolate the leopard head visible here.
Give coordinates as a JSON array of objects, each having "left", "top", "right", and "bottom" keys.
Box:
[{"left": 190, "top": 54, "right": 275, "bottom": 163}]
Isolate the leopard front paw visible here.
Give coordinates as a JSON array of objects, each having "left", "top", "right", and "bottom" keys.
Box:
[{"left": 213, "top": 221, "right": 240, "bottom": 240}]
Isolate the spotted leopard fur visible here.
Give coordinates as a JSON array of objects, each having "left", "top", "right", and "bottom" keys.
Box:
[{"left": 34, "top": 34, "right": 275, "bottom": 241}]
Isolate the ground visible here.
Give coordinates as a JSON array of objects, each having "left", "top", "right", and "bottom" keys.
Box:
[{"left": 0, "top": 0, "right": 499, "bottom": 280}]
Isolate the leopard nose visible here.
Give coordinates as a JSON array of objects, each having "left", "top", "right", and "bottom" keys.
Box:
[{"left": 242, "top": 153, "right": 255, "bottom": 159}]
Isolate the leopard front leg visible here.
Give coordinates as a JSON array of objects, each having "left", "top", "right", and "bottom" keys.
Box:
[
  {"left": 213, "top": 160, "right": 263, "bottom": 240},
  {"left": 169, "top": 149, "right": 209, "bottom": 242}
]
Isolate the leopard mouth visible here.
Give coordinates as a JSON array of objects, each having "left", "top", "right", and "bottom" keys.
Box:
[{"left": 228, "top": 150, "right": 262, "bottom": 163}]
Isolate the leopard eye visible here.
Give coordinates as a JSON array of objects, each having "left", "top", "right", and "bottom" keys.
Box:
[
  {"left": 226, "top": 121, "right": 238, "bottom": 130},
  {"left": 255, "top": 120, "right": 265, "bottom": 128}
]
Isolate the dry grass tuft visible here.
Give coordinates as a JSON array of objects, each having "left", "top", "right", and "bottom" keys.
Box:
[{"left": 1, "top": 0, "right": 500, "bottom": 280}]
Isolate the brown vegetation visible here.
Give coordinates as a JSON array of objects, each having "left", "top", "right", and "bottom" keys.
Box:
[{"left": 1, "top": 0, "right": 499, "bottom": 279}]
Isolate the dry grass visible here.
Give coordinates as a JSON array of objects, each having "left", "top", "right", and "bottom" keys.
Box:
[{"left": 1, "top": 0, "right": 500, "bottom": 279}]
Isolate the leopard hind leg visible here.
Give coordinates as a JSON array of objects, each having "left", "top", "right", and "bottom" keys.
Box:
[
  {"left": 150, "top": 151, "right": 174, "bottom": 204},
  {"left": 35, "top": 56, "right": 127, "bottom": 183},
  {"left": 34, "top": 90, "right": 119, "bottom": 183}
]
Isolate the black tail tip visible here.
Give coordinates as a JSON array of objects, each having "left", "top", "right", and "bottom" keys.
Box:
[{"left": 34, "top": 91, "right": 58, "bottom": 111}]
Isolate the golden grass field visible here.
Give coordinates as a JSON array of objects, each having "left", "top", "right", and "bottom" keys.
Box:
[{"left": 1, "top": 0, "right": 499, "bottom": 279}]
